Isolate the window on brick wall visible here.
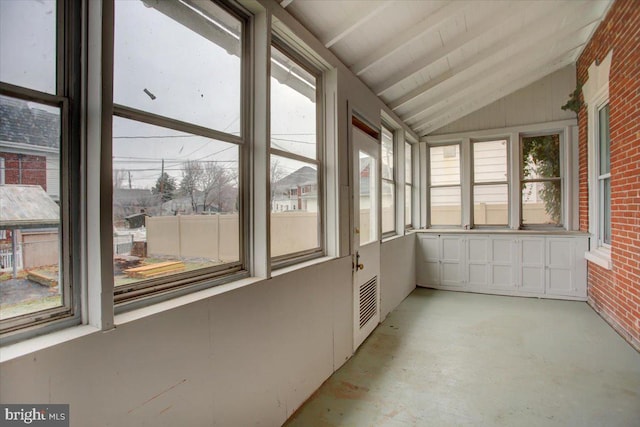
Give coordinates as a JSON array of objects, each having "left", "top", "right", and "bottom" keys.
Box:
[
  {"left": 597, "top": 104, "right": 611, "bottom": 247},
  {"left": 584, "top": 50, "right": 612, "bottom": 270}
]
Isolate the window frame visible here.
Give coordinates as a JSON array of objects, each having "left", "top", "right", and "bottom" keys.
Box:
[
  {"left": 0, "top": 0, "right": 83, "bottom": 340},
  {"left": 596, "top": 103, "right": 611, "bottom": 248},
  {"left": 381, "top": 124, "right": 396, "bottom": 237},
  {"left": 269, "top": 38, "right": 324, "bottom": 269},
  {"left": 428, "top": 142, "right": 462, "bottom": 228},
  {"left": 471, "top": 138, "right": 510, "bottom": 228},
  {"left": 519, "top": 131, "right": 564, "bottom": 229},
  {"left": 110, "top": 0, "right": 250, "bottom": 306},
  {"left": 404, "top": 141, "right": 413, "bottom": 229}
]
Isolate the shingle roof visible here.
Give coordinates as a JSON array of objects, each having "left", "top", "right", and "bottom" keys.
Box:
[
  {"left": 0, "top": 96, "right": 60, "bottom": 148},
  {"left": 0, "top": 185, "right": 59, "bottom": 228}
]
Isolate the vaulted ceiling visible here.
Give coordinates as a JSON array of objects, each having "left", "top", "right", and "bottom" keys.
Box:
[{"left": 281, "top": 0, "right": 613, "bottom": 136}]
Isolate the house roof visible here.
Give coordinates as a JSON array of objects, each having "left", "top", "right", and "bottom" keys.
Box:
[
  {"left": 0, "top": 185, "right": 59, "bottom": 229},
  {"left": 0, "top": 96, "right": 60, "bottom": 148},
  {"left": 275, "top": 166, "right": 317, "bottom": 189}
]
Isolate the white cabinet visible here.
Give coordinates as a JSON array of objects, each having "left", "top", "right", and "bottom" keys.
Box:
[
  {"left": 416, "top": 233, "right": 589, "bottom": 301},
  {"left": 519, "top": 237, "right": 545, "bottom": 294}
]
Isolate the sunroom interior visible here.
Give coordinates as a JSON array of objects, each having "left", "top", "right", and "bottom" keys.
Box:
[{"left": 0, "top": 0, "right": 639, "bottom": 425}]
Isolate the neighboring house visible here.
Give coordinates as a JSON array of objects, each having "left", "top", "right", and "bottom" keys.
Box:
[
  {"left": 0, "top": 96, "right": 60, "bottom": 201},
  {"left": 272, "top": 165, "right": 318, "bottom": 212},
  {"left": 113, "top": 188, "right": 158, "bottom": 222}
]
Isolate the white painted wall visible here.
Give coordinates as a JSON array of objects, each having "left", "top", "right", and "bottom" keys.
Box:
[
  {"left": 0, "top": 236, "right": 416, "bottom": 426},
  {"left": 0, "top": 258, "right": 351, "bottom": 426},
  {"left": 431, "top": 65, "right": 576, "bottom": 135},
  {"left": 380, "top": 234, "right": 416, "bottom": 320}
]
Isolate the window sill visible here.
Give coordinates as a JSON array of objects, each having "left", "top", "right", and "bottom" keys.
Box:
[
  {"left": 0, "top": 324, "right": 99, "bottom": 363},
  {"left": 271, "top": 255, "right": 335, "bottom": 277},
  {"left": 585, "top": 247, "right": 612, "bottom": 270}
]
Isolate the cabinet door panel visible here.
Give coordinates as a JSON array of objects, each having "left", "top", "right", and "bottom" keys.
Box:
[
  {"left": 520, "top": 238, "right": 545, "bottom": 293},
  {"left": 489, "top": 238, "right": 515, "bottom": 290}
]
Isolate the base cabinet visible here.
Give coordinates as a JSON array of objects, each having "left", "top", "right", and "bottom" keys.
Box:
[{"left": 416, "top": 233, "right": 589, "bottom": 301}]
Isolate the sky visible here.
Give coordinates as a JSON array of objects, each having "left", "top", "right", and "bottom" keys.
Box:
[{"left": 1, "top": 0, "right": 317, "bottom": 190}]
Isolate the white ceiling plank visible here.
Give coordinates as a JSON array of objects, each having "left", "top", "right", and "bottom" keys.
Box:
[
  {"left": 376, "top": 0, "right": 575, "bottom": 97},
  {"left": 402, "top": 21, "right": 598, "bottom": 123},
  {"left": 322, "top": 0, "right": 395, "bottom": 48},
  {"left": 280, "top": 0, "right": 294, "bottom": 9},
  {"left": 413, "top": 54, "right": 578, "bottom": 135},
  {"left": 419, "top": 58, "right": 575, "bottom": 135},
  {"left": 407, "top": 42, "right": 583, "bottom": 129},
  {"left": 350, "top": 0, "right": 472, "bottom": 76},
  {"left": 390, "top": 3, "right": 602, "bottom": 112}
]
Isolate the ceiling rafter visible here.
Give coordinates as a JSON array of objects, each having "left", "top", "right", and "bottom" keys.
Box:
[
  {"left": 373, "top": 1, "right": 522, "bottom": 96},
  {"left": 407, "top": 41, "right": 585, "bottom": 130},
  {"left": 322, "top": 1, "right": 395, "bottom": 48},
  {"left": 280, "top": 0, "right": 294, "bottom": 9},
  {"left": 413, "top": 51, "right": 580, "bottom": 135},
  {"left": 349, "top": 0, "right": 470, "bottom": 76},
  {"left": 419, "top": 56, "right": 576, "bottom": 135},
  {"left": 399, "top": 18, "right": 601, "bottom": 122},
  {"left": 387, "top": 2, "right": 576, "bottom": 111}
]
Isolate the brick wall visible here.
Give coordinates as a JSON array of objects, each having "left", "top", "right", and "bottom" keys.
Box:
[
  {"left": 0, "top": 152, "right": 47, "bottom": 190},
  {"left": 577, "top": 0, "right": 640, "bottom": 351}
]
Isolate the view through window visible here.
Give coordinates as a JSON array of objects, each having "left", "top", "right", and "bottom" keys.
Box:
[
  {"left": 0, "top": 0, "right": 66, "bottom": 324},
  {"left": 521, "top": 134, "right": 562, "bottom": 226},
  {"left": 112, "top": 0, "right": 244, "bottom": 299}
]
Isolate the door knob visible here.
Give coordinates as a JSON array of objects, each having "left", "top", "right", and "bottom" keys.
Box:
[
  {"left": 357, "top": 263, "right": 364, "bottom": 270},
  {"left": 355, "top": 227, "right": 360, "bottom": 234}
]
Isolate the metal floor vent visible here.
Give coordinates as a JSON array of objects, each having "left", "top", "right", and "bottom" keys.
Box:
[{"left": 359, "top": 275, "right": 378, "bottom": 329}]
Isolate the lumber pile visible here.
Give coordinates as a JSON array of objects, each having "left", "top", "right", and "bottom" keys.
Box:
[
  {"left": 28, "top": 271, "right": 58, "bottom": 287},
  {"left": 124, "top": 261, "right": 185, "bottom": 279}
]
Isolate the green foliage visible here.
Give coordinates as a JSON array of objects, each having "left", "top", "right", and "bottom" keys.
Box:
[
  {"left": 522, "top": 135, "right": 561, "bottom": 224},
  {"left": 561, "top": 83, "right": 583, "bottom": 115},
  {"left": 151, "top": 172, "right": 176, "bottom": 203}
]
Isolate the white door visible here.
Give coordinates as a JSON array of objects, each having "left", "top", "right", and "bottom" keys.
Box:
[{"left": 352, "top": 125, "right": 381, "bottom": 351}]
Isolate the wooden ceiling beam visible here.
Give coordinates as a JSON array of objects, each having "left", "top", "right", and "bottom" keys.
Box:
[
  {"left": 322, "top": 1, "right": 394, "bottom": 48},
  {"left": 350, "top": 1, "right": 470, "bottom": 76},
  {"left": 373, "top": 1, "right": 532, "bottom": 96},
  {"left": 402, "top": 21, "right": 598, "bottom": 124}
]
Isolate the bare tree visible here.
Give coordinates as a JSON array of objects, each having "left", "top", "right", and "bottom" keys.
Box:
[
  {"left": 202, "top": 162, "right": 234, "bottom": 212},
  {"left": 270, "top": 158, "right": 288, "bottom": 211},
  {"left": 180, "top": 160, "right": 203, "bottom": 212}
]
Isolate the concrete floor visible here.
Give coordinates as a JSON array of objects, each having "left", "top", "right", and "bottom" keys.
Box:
[{"left": 285, "top": 288, "right": 640, "bottom": 427}]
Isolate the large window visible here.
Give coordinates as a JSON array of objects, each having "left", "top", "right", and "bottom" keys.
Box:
[
  {"left": 112, "top": 0, "right": 245, "bottom": 303},
  {"left": 381, "top": 126, "right": 395, "bottom": 235},
  {"left": 521, "top": 134, "right": 562, "bottom": 227},
  {"left": 597, "top": 104, "right": 611, "bottom": 246},
  {"left": 429, "top": 144, "right": 461, "bottom": 226},
  {"left": 0, "top": 0, "right": 81, "bottom": 336},
  {"left": 270, "top": 43, "right": 322, "bottom": 264},
  {"left": 405, "top": 142, "right": 413, "bottom": 228},
  {"left": 473, "top": 139, "right": 509, "bottom": 226}
]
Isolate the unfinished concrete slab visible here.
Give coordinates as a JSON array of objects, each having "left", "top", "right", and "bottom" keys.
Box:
[{"left": 286, "top": 288, "right": 640, "bottom": 427}]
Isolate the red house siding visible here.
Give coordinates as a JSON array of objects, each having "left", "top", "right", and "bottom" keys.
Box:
[{"left": 577, "top": 0, "right": 640, "bottom": 351}]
